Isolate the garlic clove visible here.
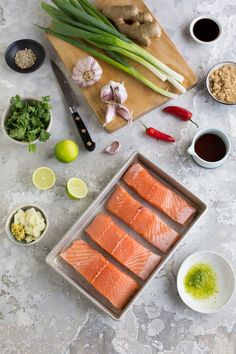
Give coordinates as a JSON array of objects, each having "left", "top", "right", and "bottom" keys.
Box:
[
  {"left": 72, "top": 56, "right": 103, "bottom": 87},
  {"left": 101, "top": 81, "right": 128, "bottom": 104},
  {"left": 100, "top": 83, "right": 113, "bottom": 102},
  {"left": 112, "top": 82, "right": 128, "bottom": 104},
  {"left": 104, "top": 141, "right": 121, "bottom": 154},
  {"left": 115, "top": 103, "right": 132, "bottom": 123},
  {"left": 103, "top": 102, "right": 116, "bottom": 126}
]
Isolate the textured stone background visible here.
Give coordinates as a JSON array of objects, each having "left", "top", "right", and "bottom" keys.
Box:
[{"left": 0, "top": 0, "right": 235, "bottom": 353}]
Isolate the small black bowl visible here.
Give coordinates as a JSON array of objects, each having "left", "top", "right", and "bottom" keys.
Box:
[{"left": 5, "top": 39, "right": 46, "bottom": 73}]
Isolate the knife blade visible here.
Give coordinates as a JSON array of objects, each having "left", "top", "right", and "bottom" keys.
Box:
[{"left": 51, "top": 60, "right": 96, "bottom": 152}]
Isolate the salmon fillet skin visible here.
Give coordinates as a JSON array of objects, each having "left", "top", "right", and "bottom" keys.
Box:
[
  {"left": 123, "top": 162, "right": 196, "bottom": 225},
  {"left": 60, "top": 240, "right": 139, "bottom": 309},
  {"left": 106, "top": 186, "right": 179, "bottom": 252},
  {"left": 85, "top": 213, "right": 162, "bottom": 280}
]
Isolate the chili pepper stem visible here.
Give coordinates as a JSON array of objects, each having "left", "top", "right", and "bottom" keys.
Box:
[
  {"left": 190, "top": 119, "right": 199, "bottom": 128},
  {"left": 139, "top": 121, "right": 148, "bottom": 129}
]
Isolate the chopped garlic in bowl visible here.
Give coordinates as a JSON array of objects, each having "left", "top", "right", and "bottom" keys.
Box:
[{"left": 5, "top": 205, "right": 48, "bottom": 246}]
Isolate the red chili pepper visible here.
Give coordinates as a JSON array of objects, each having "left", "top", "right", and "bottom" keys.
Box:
[
  {"left": 163, "top": 106, "right": 199, "bottom": 128},
  {"left": 140, "top": 122, "right": 175, "bottom": 143}
]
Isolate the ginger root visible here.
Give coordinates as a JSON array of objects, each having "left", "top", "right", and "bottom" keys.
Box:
[{"left": 102, "top": 5, "right": 161, "bottom": 46}]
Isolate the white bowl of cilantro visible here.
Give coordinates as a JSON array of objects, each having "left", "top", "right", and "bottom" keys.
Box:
[
  {"left": 2, "top": 95, "right": 52, "bottom": 152},
  {"left": 5, "top": 204, "right": 49, "bottom": 246}
]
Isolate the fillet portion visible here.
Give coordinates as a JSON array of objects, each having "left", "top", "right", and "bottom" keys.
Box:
[
  {"left": 60, "top": 240, "right": 139, "bottom": 309},
  {"left": 123, "top": 163, "right": 196, "bottom": 225},
  {"left": 85, "top": 213, "right": 161, "bottom": 280},
  {"left": 106, "top": 186, "right": 179, "bottom": 252}
]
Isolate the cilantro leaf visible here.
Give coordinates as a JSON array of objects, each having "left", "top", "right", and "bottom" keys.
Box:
[
  {"left": 5, "top": 95, "right": 52, "bottom": 152},
  {"left": 39, "top": 129, "right": 51, "bottom": 142},
  {"left": 28, "top": 143, "right": 36, "bottom": 153}
]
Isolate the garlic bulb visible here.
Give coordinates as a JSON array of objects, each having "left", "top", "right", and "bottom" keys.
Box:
[
  {"left": 100, "top": 81, "right": 128, "bottom": 104},
  {"left": 72, "top": 56, "right": 103, "bottom": 87}
]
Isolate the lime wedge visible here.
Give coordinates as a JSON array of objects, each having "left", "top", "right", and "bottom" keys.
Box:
[
  {"left": 32, "top": 167, "right": 56, "bottom": 190},
  {"left": 66, "top": 178, "right": 88, "bottom": 200}
]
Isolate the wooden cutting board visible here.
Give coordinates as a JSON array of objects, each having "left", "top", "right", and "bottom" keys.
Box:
[{"left": 47, "top": 0, "right": 197, "bottom": 132}]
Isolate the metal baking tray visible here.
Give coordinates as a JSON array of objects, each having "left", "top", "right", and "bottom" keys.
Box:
[{"left": 46, "top": 152, "right": 207, "bottom": 320}]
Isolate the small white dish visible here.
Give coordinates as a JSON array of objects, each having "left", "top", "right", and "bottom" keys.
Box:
[
  {"left": 190, "top": 16, "right": 222, "bottom": 44},
  {"left": 177, "top": 251, "right": 235, "bottom": 313},
  {"left": 187, "top": 128, "right": 231, "bottom": 169},
  {"left": 206, "top": 61, "right": 236, "bottom": 105},
  {"left": 1, "top": 97, "right": 52, "bottom": 146},
  {"left": 5, "top": 204, "right": 49, "bottom": 246}
]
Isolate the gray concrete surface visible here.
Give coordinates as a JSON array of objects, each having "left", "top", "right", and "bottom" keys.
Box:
[{"left": 0, "top": 0, "right": 235, "bottom": 353}]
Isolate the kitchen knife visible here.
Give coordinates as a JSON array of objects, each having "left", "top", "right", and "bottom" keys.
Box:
[{"left": 51, "top": 60, "right": 96, "bottom": 152}]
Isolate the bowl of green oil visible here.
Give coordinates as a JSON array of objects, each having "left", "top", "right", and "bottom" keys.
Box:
[{"left": 177, "top": 251, "right": 235, "bottom": 313}]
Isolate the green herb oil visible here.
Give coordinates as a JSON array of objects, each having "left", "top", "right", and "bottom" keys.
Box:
[{"left": 184, "top": 263, "right": 218, "bottom": 300}]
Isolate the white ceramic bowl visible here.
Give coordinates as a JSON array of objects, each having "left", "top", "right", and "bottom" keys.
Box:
[
  {"left": 177, "top": 251, "right": 235, "bottom": 313},
  {"left": 5, "top": 204, "right": 49, "bottom": 246},
  {"left": 189, "top": 16, "right": 222, "bottom": 44},
  {"left": 1, "top": 97, "right": 52, "bottom": 146},
  {"left": 187, "top": 128, "right": 231, "bottom": 169},
  {"left": 206, "top": 61, "right": 236, "bottom": 105}
]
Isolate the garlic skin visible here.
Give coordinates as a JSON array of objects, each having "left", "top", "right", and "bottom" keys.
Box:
[
  {"left": 100, "top": 81, "right": 128, "bottom": 104},
  {"left": 104, "top": 141, "right": 121, "bottom": 154},
  {"left": 72, "top": 56, "right": 103, "bottom": 87}
]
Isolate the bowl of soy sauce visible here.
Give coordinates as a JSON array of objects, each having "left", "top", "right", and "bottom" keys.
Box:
[
  {"left": 187, "top": 128, "right": 231, "bottom": 169},
  {"left": 190, "top": 16, "right": 222, "bottom": 44}
]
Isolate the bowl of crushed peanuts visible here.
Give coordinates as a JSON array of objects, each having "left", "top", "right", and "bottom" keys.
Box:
[
  {"left": 5, "top": 39, "right": 46, "bottom": 73},
  {"left": 206, "top": 62, "right": 236, "bottom": 105},
  {"left": 5, "top": 205, "right": 49, "bottom": 246}
]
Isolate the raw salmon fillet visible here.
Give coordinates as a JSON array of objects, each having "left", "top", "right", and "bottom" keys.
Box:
[
  {"left": 85, "top": 213, "right": 161, "bottom": 280},
  {"left": 60, "top": 240, "right": 139, "bottom": 309},
  {"left": 123, "top": 163, "right": 196, "bottom": 225},
  {"left": 106, "top": 186, "right": 179, "bottom": 252}
]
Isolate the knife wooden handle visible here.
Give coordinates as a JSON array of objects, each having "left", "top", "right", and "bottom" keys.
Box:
[{"left": 71, "top": 112, "right": 96, "bottom": 151}]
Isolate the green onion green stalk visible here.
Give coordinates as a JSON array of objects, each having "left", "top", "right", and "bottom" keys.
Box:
[{"left": 40, "top": 0, "right": 186, "bottom": 98}]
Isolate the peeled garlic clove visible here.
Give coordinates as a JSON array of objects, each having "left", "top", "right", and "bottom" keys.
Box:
[
  {"left": 112, "top": 82, "right": 128, "bottom": 104},
  {"left": 115, "top": 103, "right": 132, "bottom": 122},
  {"left": 103, "top": 102, "right": 116, "bottom": 126},
  {"left": 100, "top": 83, "right": 113, "bottom": 102},
  {"left": 72, "top": 56, "right": 103, "bottom": 87},
  {"left": 104, "top": 141, "right": 121, "bottom": 154}
]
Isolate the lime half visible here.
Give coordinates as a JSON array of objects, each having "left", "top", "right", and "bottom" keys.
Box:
[
  {"left": 32, "top": 167, "right": 56, "bottom": 190},
  {"left": 66, "top": 178, "right": 88, "bottom": 200}
]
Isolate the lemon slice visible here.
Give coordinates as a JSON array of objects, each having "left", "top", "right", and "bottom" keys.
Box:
[
  {"left": 32, "top": 167, "right": 56, "bottom": 190},
  {"left": 66, "top": 178, "right": 88, "bottom": 200}
]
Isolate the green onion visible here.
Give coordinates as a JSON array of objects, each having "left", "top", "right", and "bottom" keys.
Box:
[
  {"left": 42, "top": 28, "right": 178, "bottom": 99},
  {"left": 74, "top": 0, "right": 116, "bottom": 29},
  {"left": 51, "top": 0, "right": 130, "bottom": 42},
  {"left": 49, "top": 0, "right": 184, "bottom": 82},
  {"left": 87, "top": 41, "right": 167, "bottom": 81},
  {"left": 40, "top": 0, "right": 186, "bottom": 96},
  {"left": 51, "top": 19, "right": 184, "bottom": 84}
]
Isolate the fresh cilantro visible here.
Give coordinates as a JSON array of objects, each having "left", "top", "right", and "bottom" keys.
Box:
[
  {"left": 5, "top": 95, "right": 52, "bottom": 152},
  {"left": 28, "top": 143, "right": 36, "bottom": 153}
]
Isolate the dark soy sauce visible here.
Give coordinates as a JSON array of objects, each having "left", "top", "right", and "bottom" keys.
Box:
[
  {"left": 193, "top": 18, "right": 220, "bottom": 42},
  {"left": 195, "top": 134, "right": 226, "bottom": 162}
]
